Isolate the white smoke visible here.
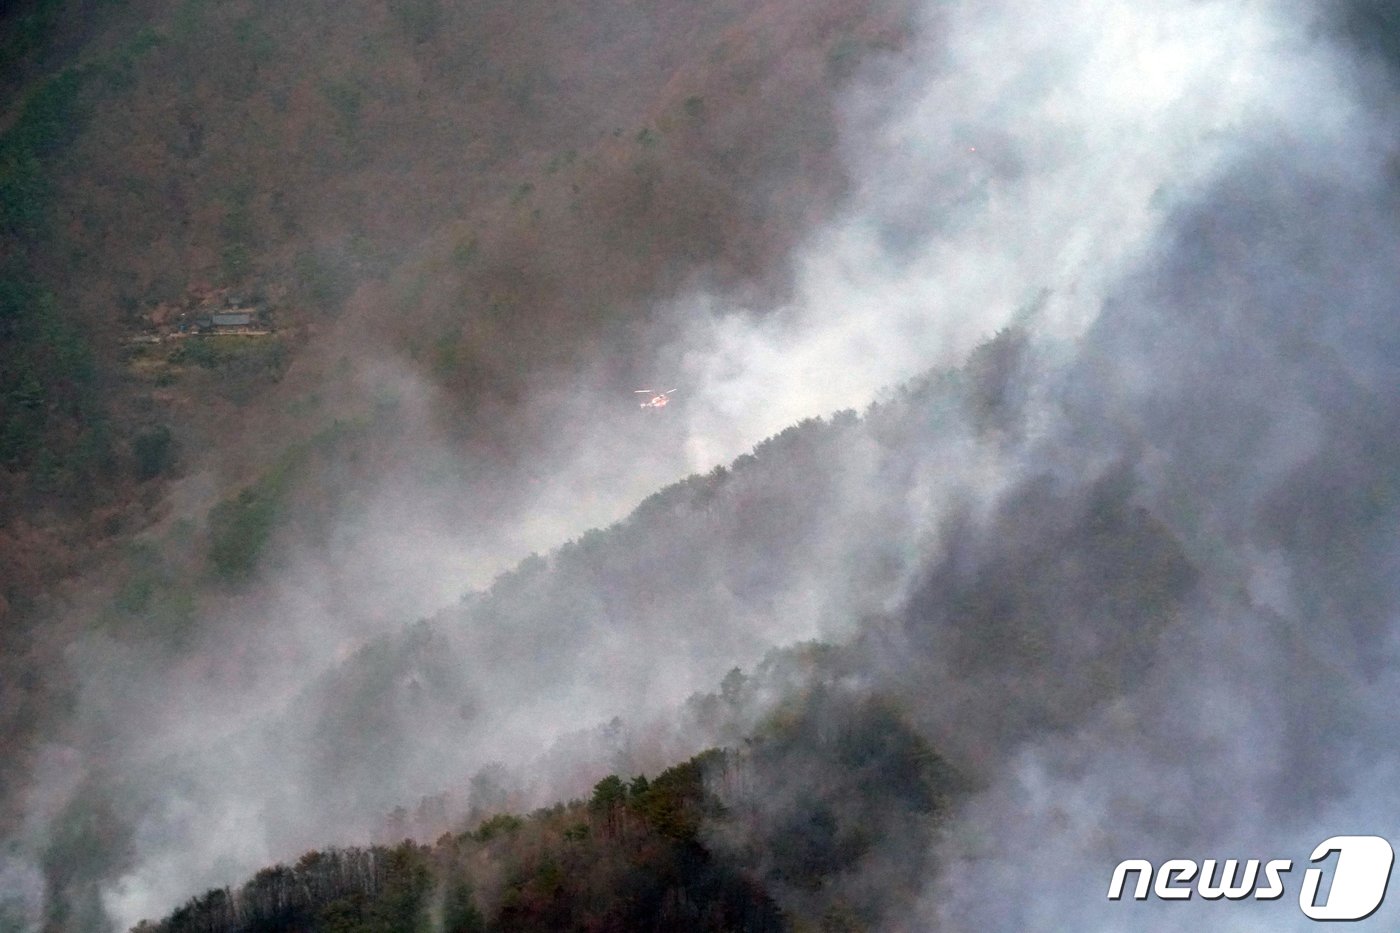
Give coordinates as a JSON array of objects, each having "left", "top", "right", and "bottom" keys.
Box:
[
  {"left": 670, "top": 0, "right": 1338, "bottom": 470},
  {"left": 16, "top": 0, "right": 1398, "bottom": 929}
]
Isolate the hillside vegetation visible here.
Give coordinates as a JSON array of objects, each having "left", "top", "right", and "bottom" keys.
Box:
[
  {"left": 0, "top": 0, "right": 913, "bottom": 862},
  {"left": 7, "top": 2, "right": 1400, "bottom": 932},
  {"left": 0, "top": 0, "right": 912, "bottom": 616},
  {"left": 136, "top": 691, "right": 958, "bottom": 933},
  {"left": 30, "top": 329, "right": 1203, "bottom": 930}
]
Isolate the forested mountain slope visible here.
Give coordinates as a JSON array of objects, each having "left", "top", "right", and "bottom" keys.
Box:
[
  {"left": 0, "top": 0, "right": 913, "bottom": 904},
  {"left": 6, "top": 1, "right": 1400, "bottom": 931},
  {"left": 118, "top": 138, "right": 1400, "bottom": 921},
  {"left": 67, "top": 328, "right": 1201, "bottom": 930},
  {"left": 137, "top": 696, "right": 959, "bottom": 933},
  {"left": 0, "top": 0, "right": 910, "bottom": 585}
]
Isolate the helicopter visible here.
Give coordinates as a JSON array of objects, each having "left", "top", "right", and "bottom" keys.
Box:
[{"left": 635, "top": 388, "right": 677, "bottom": 409}]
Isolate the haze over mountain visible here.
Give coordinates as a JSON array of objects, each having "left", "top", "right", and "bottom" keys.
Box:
[{"left": 3, "top": 0, "right": 1400, "bottom": 931}]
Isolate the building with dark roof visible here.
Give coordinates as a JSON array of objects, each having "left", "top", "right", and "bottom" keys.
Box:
[{"left": 211, "top": 311, "right": 254, "bottom": 328}]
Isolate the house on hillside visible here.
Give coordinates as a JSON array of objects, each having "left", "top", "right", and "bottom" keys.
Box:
[
  {"left": 211, "top": 311, "right": 254, "bottom": 329},
  {"left": 191, "top": 307, "right": 272, "bottom": 335}
]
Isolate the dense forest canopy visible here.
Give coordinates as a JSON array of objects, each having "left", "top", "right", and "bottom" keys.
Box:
[{"left": 2, "top": 0, "right": 1400, "bottom": 931}]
